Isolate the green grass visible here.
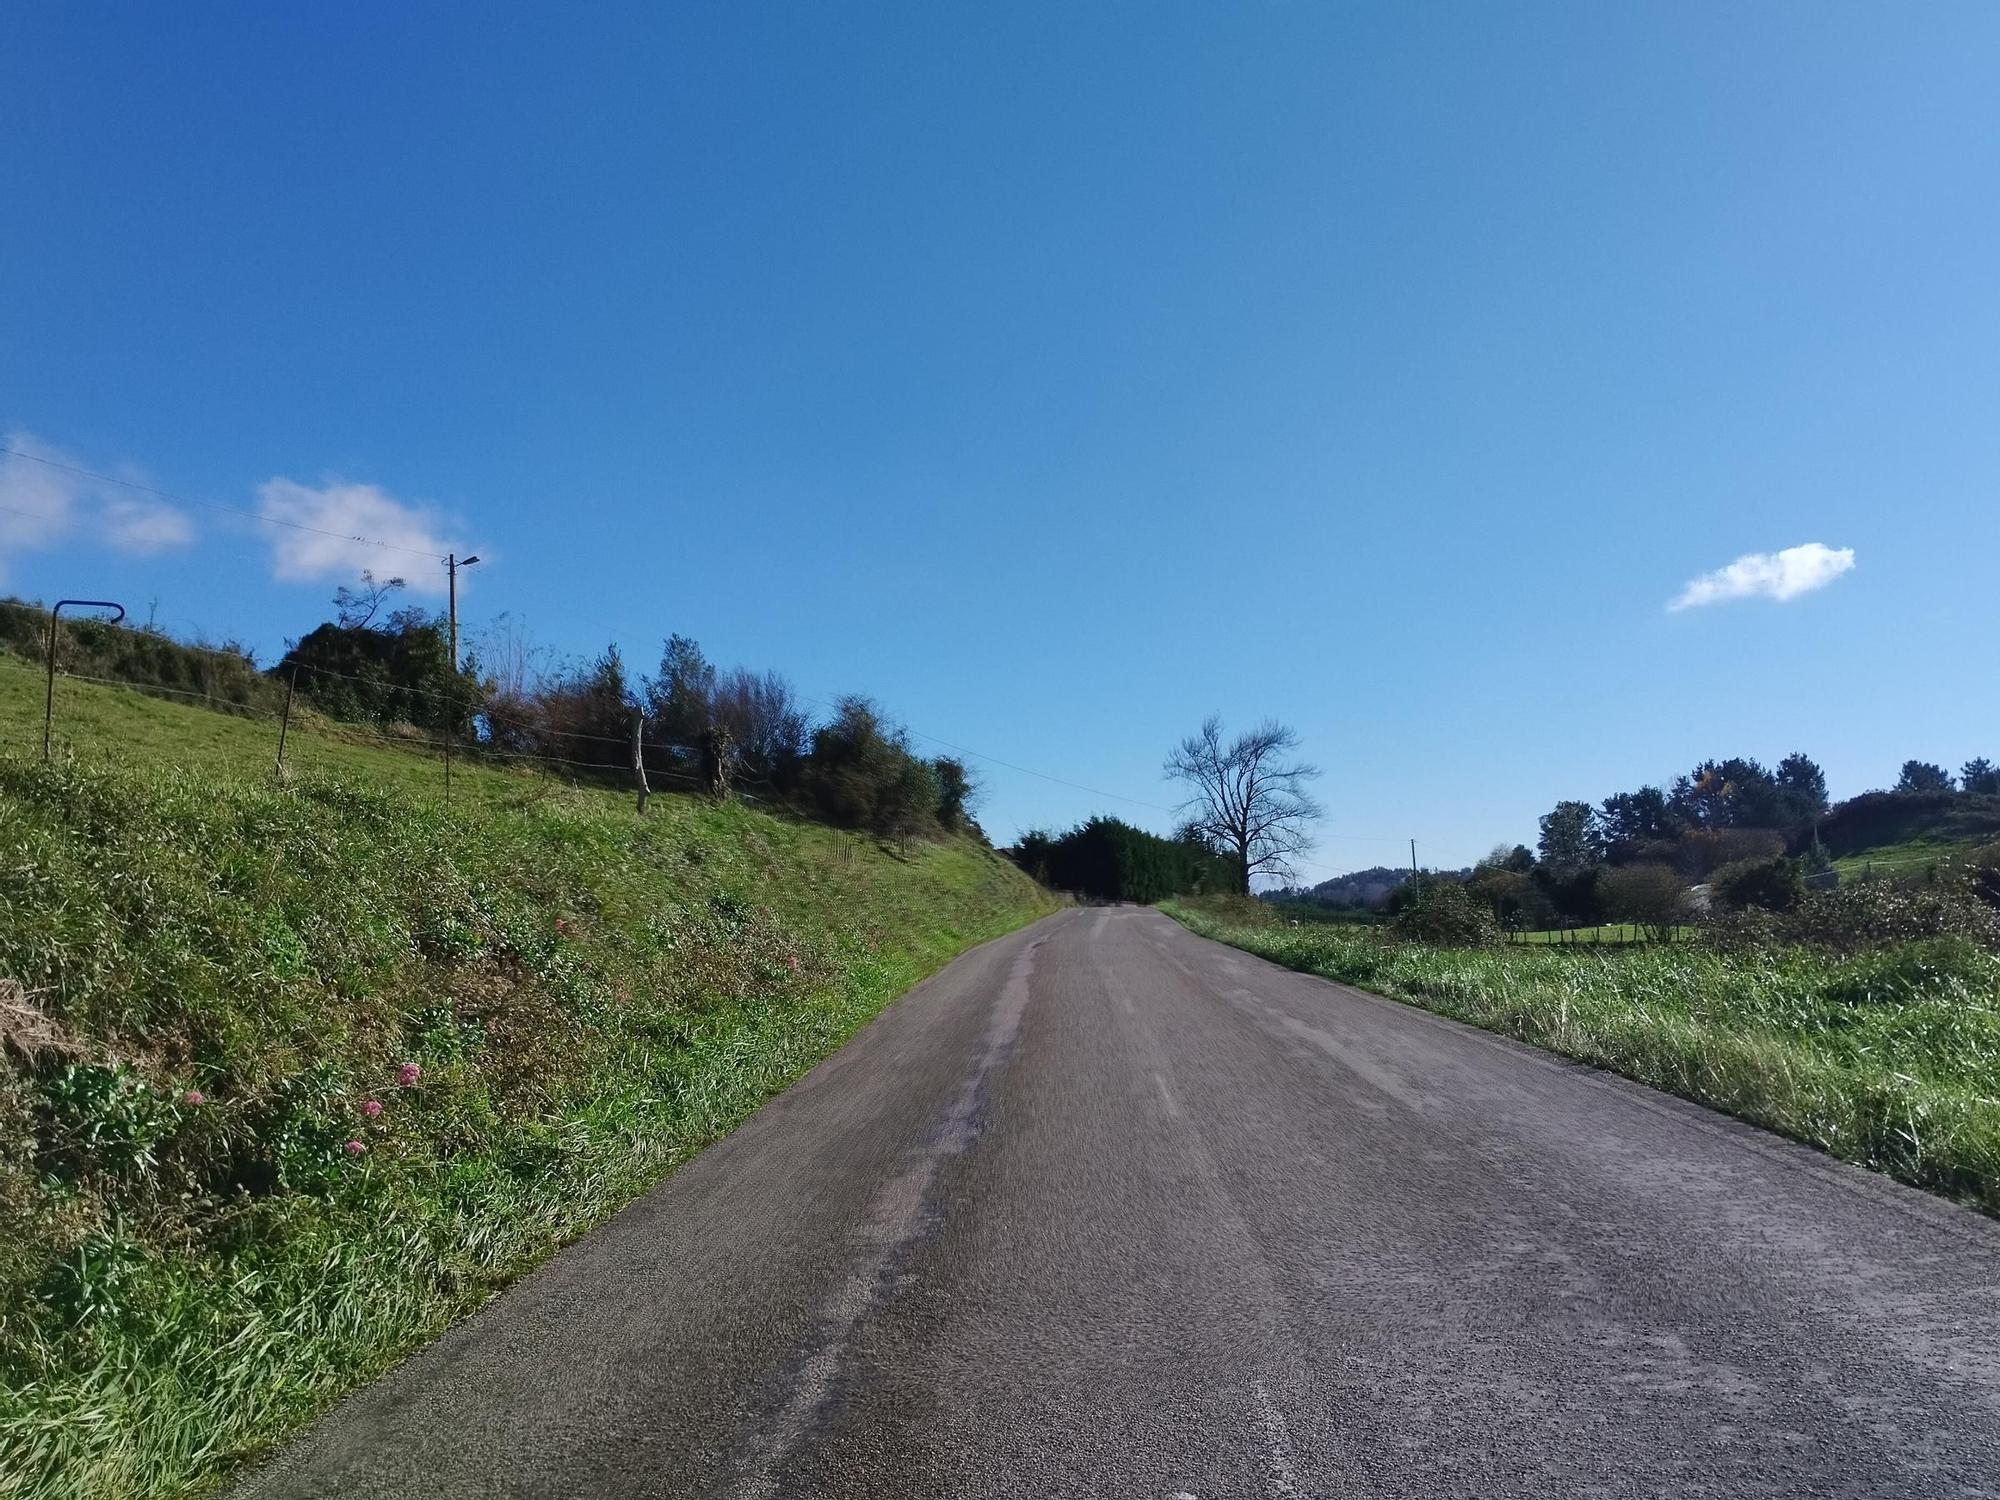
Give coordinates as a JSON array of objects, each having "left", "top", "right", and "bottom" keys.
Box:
[
  {"left": 0, "top": 667, "right": 1056, "bottom": 1499},
  {"left": 1502, "top": 922, "right": 1689, "bottom": 945},
  {"left": 1166, "top": 896, "right": 2000, "bottom": 1215},
  {"left": 1830, "top": 838, "right": 1981, "bottom": 883}
]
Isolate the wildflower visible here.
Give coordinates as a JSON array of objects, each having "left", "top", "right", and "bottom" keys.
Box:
[
  {"left": 396, "top": 1062, "right": 422, "bottom": 1088},
  {"left": 182, "top": 1089, "right": 206, "bottom": 1107},
  {"left": 786, "top": 955, "right": 801, "bottom": 973},
  {"left": 344, "top": 1139, "right": 366, "bottom": 1156},
  {"left": 362, "top": 1099, "right": 384, "bottom": 1119}
]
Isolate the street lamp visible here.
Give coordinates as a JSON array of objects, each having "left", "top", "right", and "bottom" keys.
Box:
[{"left": 447, "top": 553, "right": 480, "bottom": 670}]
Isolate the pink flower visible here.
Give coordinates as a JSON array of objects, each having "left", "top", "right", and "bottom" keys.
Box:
[
  {"left": 395, "top": 1062, "right": 422, "bottom": 1088},
  {"left": 361, "top": 1099, "right": 384, "bottom": 1119},
  {"left": 343, "top": 1139, "right": 366, "bottom": 1156},
  {"left": 786, "top": 955, "right": 801, "bottom": 972},
  {"left": 182, "top": 1089, "right": 205, "bottom": 1107}
]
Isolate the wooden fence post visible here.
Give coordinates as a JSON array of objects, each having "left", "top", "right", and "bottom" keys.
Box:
[{"left": 631, "top": 710, "right": 651, "bottom": 814}]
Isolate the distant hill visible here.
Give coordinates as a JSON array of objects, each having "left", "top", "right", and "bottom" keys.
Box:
[
  {"left": 1271, "top": 865, "right": 1415, "bottom": 910},
  {"left": 1812, "top": 790, "right": 2000, "bottom": 859}
]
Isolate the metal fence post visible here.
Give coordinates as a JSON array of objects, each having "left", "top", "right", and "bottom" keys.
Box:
[{"left": 43, "top": 599, "right": 125, "bottom": 760}]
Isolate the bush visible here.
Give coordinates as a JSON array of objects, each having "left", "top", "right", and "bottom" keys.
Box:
[
  {"left": 1969, "top": 842, "right": 2000, "bottom": 910},
  {"left": 933, "top": 757, "right": 977, "bottom": 832},
  {"left": 1532, "top": 864, "right": 1605, "bottom": 925},
  {"left": 800, "top": 696, "right": 940, "bottom": 841},
  {"left": 1712, "top": 856, "right": 1805, "bottom": 913},
  {"left": 1467, "top": 868, "right": 1557, "bottom": 930},
  {"left": 1390, "top": 878, "right": 1499, "bottom": 946},
  {"left": 485, "top": 646, "right": 634, "bottom": 774},
  {"left": 276, "top": 612, "right": 483, "bottom": 737},
  {"left": 1779, "top": 878, "right": 2000, "bottom": 953},
  {"left": 1599, "top": 863, "right": 1688, "bottom": 938}
]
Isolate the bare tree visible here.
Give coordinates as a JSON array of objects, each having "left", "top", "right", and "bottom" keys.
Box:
[
  {"left": 1164, "top": 716, "right": 1321, "bottom": 894},
  {"left": 332, "top": 570, "right": 405, "bottom": 630}
]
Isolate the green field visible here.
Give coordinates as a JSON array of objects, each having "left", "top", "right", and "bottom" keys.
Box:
[
  {"left": 0, "top": 664, "right": 1055, "bottom": 1499},
  {"left": 1166, "top": 896, "right": 2000, "bottom": 1216}
]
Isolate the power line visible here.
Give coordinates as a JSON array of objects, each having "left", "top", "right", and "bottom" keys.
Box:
[{"left": 0, "top": 445, "right": 459, "bottom": 563}]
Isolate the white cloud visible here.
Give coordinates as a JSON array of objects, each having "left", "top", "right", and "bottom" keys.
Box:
[
  {"left": 101, "top": 496, "right": 196, "bottom": 555},
  {"left": 0, "top": 430, "right": 196, "bottom": 582},
  {"left": 1668, "top": 542, "right": 1856, "bottom": 612},
  {"left": 255, "top": 478, "right": 458, "bottom": 595}
]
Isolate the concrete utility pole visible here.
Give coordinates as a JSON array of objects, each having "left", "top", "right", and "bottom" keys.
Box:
[
  {"left": 446, "top": 552, "right": 481, "bottom": 670},
  {"left": 444, "top": 553, "right": 479, "bottom": 810},
  {"left": 1411, "top": 838, "right": 1418, "bottom": 875}
]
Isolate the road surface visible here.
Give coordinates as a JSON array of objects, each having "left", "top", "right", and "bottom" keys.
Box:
[{"left": 237, "top": 906, "right": 2000, "bottom": 1498}]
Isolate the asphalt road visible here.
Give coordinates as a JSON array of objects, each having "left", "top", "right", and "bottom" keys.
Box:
[{"left": 237, "top": 906, "right": 2000, "bottom": 1499}]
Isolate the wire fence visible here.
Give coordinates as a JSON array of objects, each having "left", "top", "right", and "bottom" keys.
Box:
[{"left": 0, "top": 633, "right": 862, "bottom": 839}]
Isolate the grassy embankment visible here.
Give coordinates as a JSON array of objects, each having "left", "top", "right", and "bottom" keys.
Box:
[
  {"left": 1165, "top": 896, "right": 2000, "bottom": 1213},
  {"left": 0, "top": 660, "right": 1056, "bottom": 1499}
]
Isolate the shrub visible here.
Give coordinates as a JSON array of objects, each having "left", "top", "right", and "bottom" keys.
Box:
[
  {"left": 1532, "top": 864, "right": 1605, "bottom": 925},
  {"left": 1467, "top": 868, "right": 1558, "bottom": 930},
  {"left": 801, "top": 696, "right": 941, "bottom": 841},
  {"left": 934, "top": 757, "right": 976, "bottom": 832},
  {"left": 1779, "top": 878, "right": 2000, "bottom": 953},
  {"left": 1390, "top": 878, "right": 1499, "bottom": 946},
  {"left": 1599, "top": 863, "right": 1689, "bottom": 938},
  {"left": 1712, "top": 856, "right": 1805, "bottom": 913},
  {"left": 275, "top": 611, "right": 483, "bottom": 736},
  {"left": 1969, "top": 842, "right": 2000, "bottom": 910}
]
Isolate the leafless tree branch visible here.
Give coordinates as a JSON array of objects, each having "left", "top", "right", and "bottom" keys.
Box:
[{"left": 1163, "top": 714, "right": 1321, "bottom": 894}]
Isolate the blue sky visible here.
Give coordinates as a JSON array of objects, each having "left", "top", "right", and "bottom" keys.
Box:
[{"left": 5, "top": 3, "right": 1998, "bottom": 881}]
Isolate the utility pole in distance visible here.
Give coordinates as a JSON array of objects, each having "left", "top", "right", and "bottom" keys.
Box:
[
  {"left": 1411, "top": 838, "right": 1418, "bottom": 875},
  {"left": 444, "top": 552, "right": 479, "bottom": 809},
  {"left": 447, "top": 552, "right": 480, "bottom": 671}
]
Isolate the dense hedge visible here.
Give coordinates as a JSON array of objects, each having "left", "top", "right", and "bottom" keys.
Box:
[
  {"left": 0, "top": 599, "right": 281, "bottom": 717},
  {"left": 1016, "top": 816, "right": 1239, "bottom": 902}
]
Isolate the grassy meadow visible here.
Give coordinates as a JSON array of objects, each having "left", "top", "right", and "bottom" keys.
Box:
[
  {"left": 1167, "top": 896, "right": 2000, "bottom": 1214},
  {"left": 0, "top": 663, "right": 1055, "bottom": 1498}
]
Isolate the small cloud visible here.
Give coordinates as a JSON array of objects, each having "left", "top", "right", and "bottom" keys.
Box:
[
  {"left": 0, "top": 430, "right": 195, "bottom": 581},
  {"left": 0, "top": 433, "right": 80, "bottom": 558},
  {"left": 256, "top": 478, "right": 458, "bottom": 594},
  {"left": 102, "top": 496, "right": 195, "bottom": 555},
  {"left": 1668, "top": 542, "right": 1855, "bottom": 612}
]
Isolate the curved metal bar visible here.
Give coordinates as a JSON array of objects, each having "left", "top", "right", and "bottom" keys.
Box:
[{"left": 44, "top": 598, "right": 128, "bottom": 760}]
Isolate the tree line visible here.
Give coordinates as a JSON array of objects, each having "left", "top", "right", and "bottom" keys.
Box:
[
  {"left": 1008, "top": 816, "right": 1240, "bottom": 903},
  {"left": 15, "top": 582, "right": 981, "bottom": 844},
  {"left": 1473, "top": 748, "right": 2000, "bottom": 932}
]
